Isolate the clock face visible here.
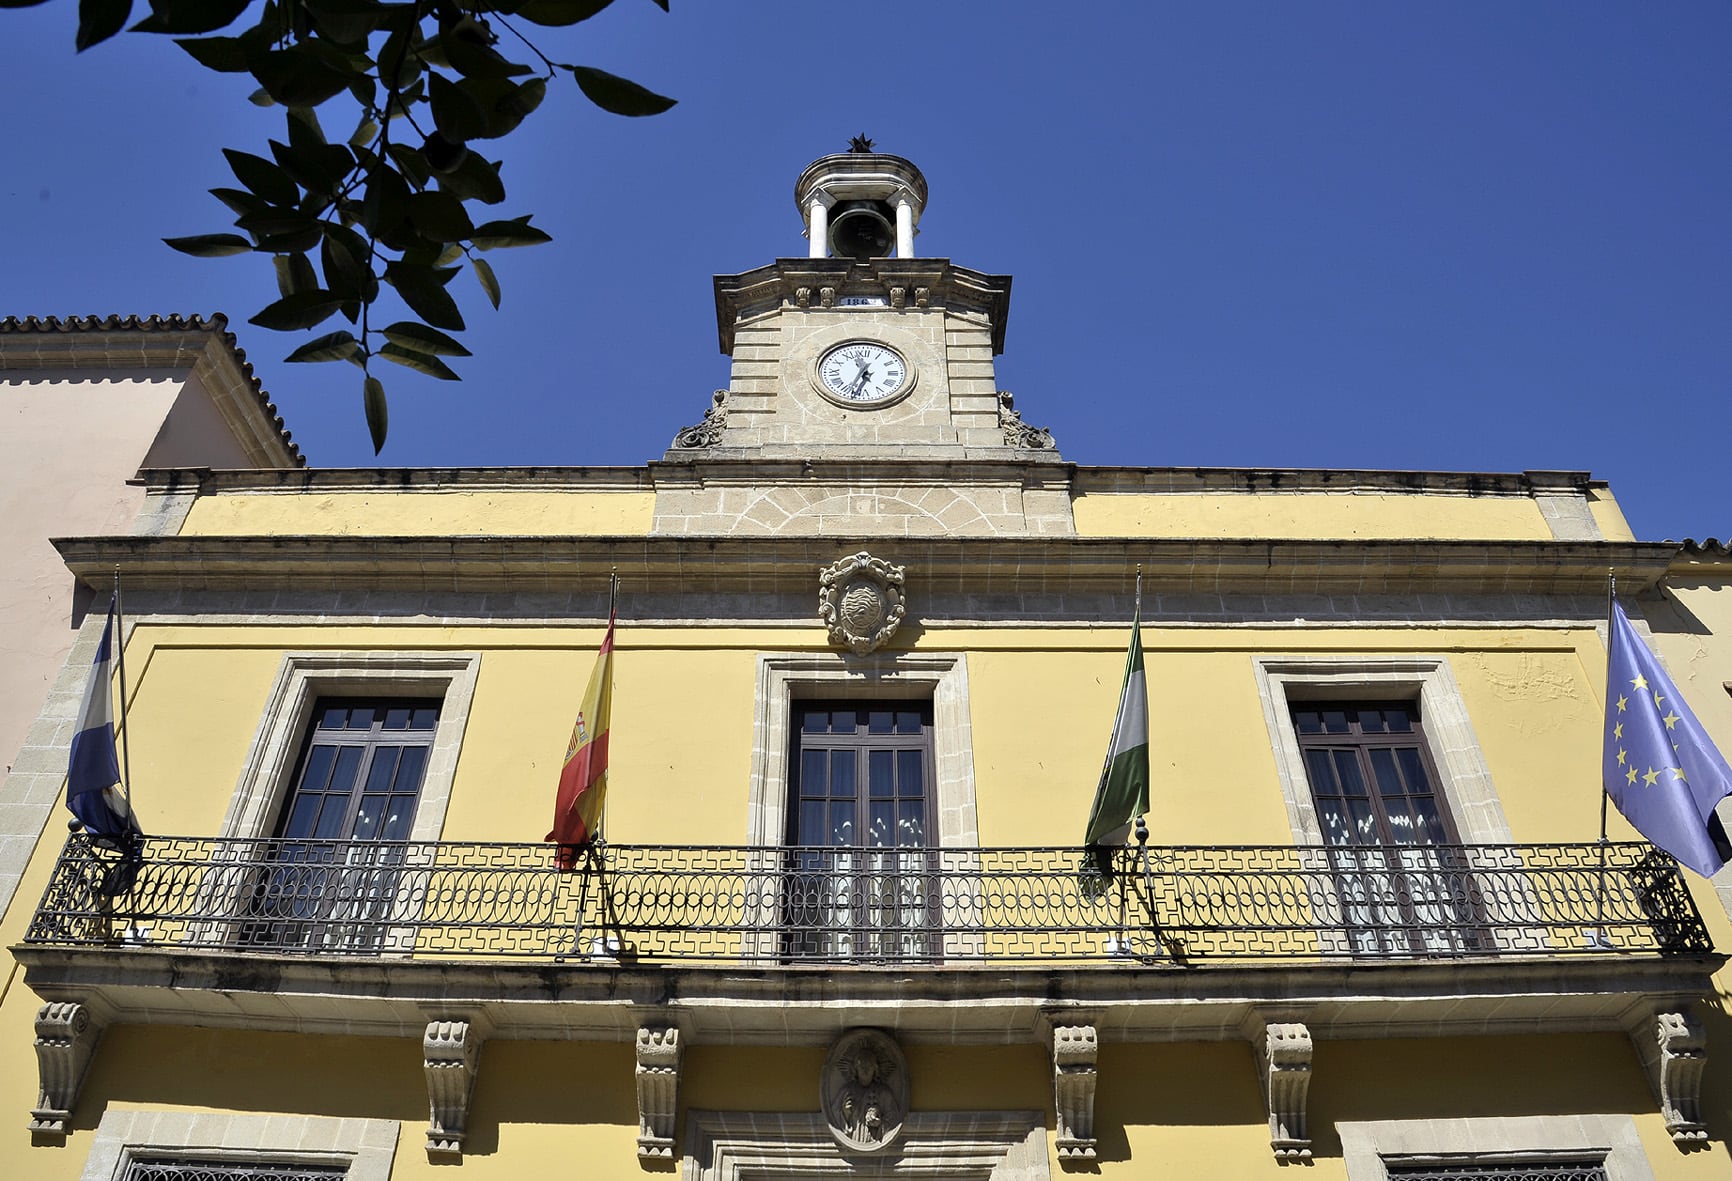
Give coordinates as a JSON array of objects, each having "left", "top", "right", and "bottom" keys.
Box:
[{"left": 816, "top": 341, "right": 910, "bottom": 405}]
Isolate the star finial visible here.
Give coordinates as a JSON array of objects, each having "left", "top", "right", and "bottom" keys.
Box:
[{"left": 848, "top": 134, "right": 876, "bottom": 153}]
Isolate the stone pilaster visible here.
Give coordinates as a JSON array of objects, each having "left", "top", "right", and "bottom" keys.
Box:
[
  {"left": 1050, "top": 1021, "right": 1098, "bottom": 1166},
  {"left": 29, "top": 1002, "right": 101, "bottom": 1137},
  {"left": 423, "top": 1019, "right": 483, "bottom": 1160},
  {"left": 636, "top": 1025, "right": 683, "bottom": 1163}
]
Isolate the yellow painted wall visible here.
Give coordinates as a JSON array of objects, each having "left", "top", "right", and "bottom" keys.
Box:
[
  {"left": 178, "top": 490, "right": 657, "bottom": 537},
  {"left": 1589, "top": 486, "right": 1637, "bottom": 541},
  {"left": 1072, "top": 491, "right": 1553, "bottom": 540}
]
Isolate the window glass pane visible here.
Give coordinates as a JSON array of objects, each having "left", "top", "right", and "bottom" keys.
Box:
[
  {"left": 1385, "top": 707, "right": 1414, "bottom": 733},
  {"left": 896, "top": 710, "right": 922, "bottom": 734},
  {"left": 897, "top": 801, "right": 925, "bottom": 846},
  {"left": 1294, "top": 710, "right": 1321, "bottom": 734},
  {"left": 318, "top": 705, "right": 349, "bottom": 730},
  {"left": 1333, "top": 750, "right": 1368, "bottom": 797},
  {"left": 830, "top": 751, "right": 856, "bottom": 798},
  {"left": 1318, "top": 799, "right": 1353, "bottom": 846},
  {"left": 802, "top": 712, "right": 828, "bottom": 734},
  {"left": 1347, "top": 797, "right": 1378, "bottom": 844},
  {"left": 869, "top": 749, "right": 894, "bottom": 798},
  {"left": 1385, "top": 804, "right": 1415, "bottom": 845},
  {"left": 1370, "top": 748, "right": 1404, "bottom": 798},
  {"left": 1304, "top": 748, "right": 1338, "bottom": 795},
  {"left": 870, "top": 801, "right": 894, "bottom": 847},
  {"left": 383, "top": 707, "right": 412, "bottom": 730},
  {"left": 300, "top": 745, "right": 337, "bottom": 794},
  {"left": 381, "top": 797, "right": 416, "bottom": 840},
  {"left": 1322, "top": 710, "right": 1349, "bottom": 733},
  {"left": 897, "top": 750, "right": 923, "bottom": 797},
  {"left": 352, "top": 794, "right": 384, "bottom": 840},
  {"left": 828, "top": 802, "right": 855, "bottom": 845},
  {"left": 800, "top": 749, "right": 827, "bottom": 796},
  {"left": 363, "top": 747, "right": 402, "bottom": 796},
  {"left": 326, "top": 745, "right": 364, "bottom": 798},
  {"left": 281, "top": 793, "right": 323, "bottom": 839},
  {"left": 395, "top": 745, "right": 429, "bottom": 795},
  {"left": 831, "top": 710, "right": 856, "bottom": 734},
  {"left": 312, "top": 791, "right": 351, "bottom": 839},
  {"left": 1413, "top": 796, "right": 1448, "bottom": 843},
  {"left": 868, "top": 710, "right": 894, "bottom": 734},
  {"left": 1396, "top": 747, "right": 1432, "bottom": 793},
  {"left": 347, "top": 706, "right": 375, "bottom": 730},
  {"left": 411, "top": 706, "right": 439, "bottom": 730},
  {"left": 1358, "top": 710, "right": 1386, "bottom": 733},
  {"left": 798, "top": 800, "right": 826, "bottom": 844}
]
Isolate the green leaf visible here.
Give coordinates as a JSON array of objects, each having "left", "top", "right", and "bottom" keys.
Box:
[
  {"left": 471, "top": 215, "right": 552, "bottom": 250},
  {"left": 224, "top": 149, "right": 300, "bottom": 206},
  {"left": 247, "top": 86, "right": 276, "bottom": 107},
  {"left": 384, "top": 261, "right": 465, "bottom": 331},
  {"left": 284, "top": 330, "right": 362, "bottom": 363},
  {"left": 301, "top": 0, "right": 389, "bottom": 44},
  {"left": 319, "top": 224, "right": 377, "bottom": 302},
  {"left": 163, "top": 233, "right": 253, "bottom": 257},
  {"left": 382, "top": 320, "right": 472, "bottom": 357},
  {"left": 359, "top": 164, "right": 412, "bottom": 237},
  {"left": 269, "top": 137, "right": 354, "bottom": 196},
  {"left": 407, "top": 190, "right": 474, "bottom": 241},
  {"left": 175, "top": 34, "right": 250, "bottom": 71},
  {"left": 348, "top": 117, "right": 380, "bottom": 148},
  {"left": 0, "top": 0, "right": 54, "bottom": 8},
  {"left": 380, "top": 342, "right": 461, "bottom": 380},
  {"left": 386, "top": 143, "right": 434, "bottom": 189},
  {"left": 249, "top": 290, "right": 345, "bottom": 331},
  {"left": 364, "top": 375, "right": 388, "bottom": 454},
  {"left": 130, "top": 0, "right": 249, "bottom": 34},
  {"left": 251, "top": 44, "right": 358, "bottom": 108},
  {"left": 569, "top": 65, "right": 675, "bottom": 117},
  {"left": 461, "top": 76, "right": 546, "bottom": 140},
  {"left": 76, "top": 0, "right": 132, "bottom": 51},
  {"left": 288, "top": 104, "right": 328, "bottom": 146},
  {"left": 436, "top": 152, "right": 505, "bottom": 205},
  {"left": 273, "top": 252, "right": 319, "bottom": 297},
  {"left": 428, "top": 72, "right": 488, "bottom": 144},
  {"left": 472, "top": 256, "right": 501, "bottom": 309},
  {"left": 510, "top": 0, "right": 615, "bottom": 27},
  {"left": 440, "top": 18, "right": 535, "bottom": 80}
]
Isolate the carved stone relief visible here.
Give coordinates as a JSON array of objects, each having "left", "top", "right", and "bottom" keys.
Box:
[
  {"left": 423, "top": 1019, "right": 483, "bottom": 1160},
  {"left": 1050, "top": 1021, "right": 1099, "bottom": 1166},
  {"left": 819, "top": 552, "right": 907, "bottom": 654},
  {"left": 998, "top": 391, "right": 1056, "bottom": 450},
  {"left": 672, "top": 390, "right": 730, "bottom": 449},
  {"left": 821, "top": 1028, "right": 909, "bottom": 1154},
  {"left": 30, "top": 1001, "right": 101, "bottom": 1138},
  {"left": 636, "top": 1025, "right": 683, "bottom": 1163},
  {"left": 1256, "top": 1021, "right": 1314, "bottom": 1160}
]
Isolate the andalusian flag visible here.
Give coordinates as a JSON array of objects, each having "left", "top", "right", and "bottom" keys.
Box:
[
  {"left": 546, "top": 610, "right": 615, "bottom": 869},
  {"left": 1084, "top": 610, "right": 1150, "bottom": 865}
]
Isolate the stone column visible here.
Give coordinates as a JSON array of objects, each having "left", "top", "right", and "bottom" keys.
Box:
[
  {"left": 895, "top": 197, "right": 915, "bottom": 258},
  {"left": 808, "top": 198, "right": 829, "bottom": 258}
]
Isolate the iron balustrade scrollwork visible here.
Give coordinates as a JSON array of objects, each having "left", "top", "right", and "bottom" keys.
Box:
[{"left": 23, "top": 834, "right": 1714, "bottom": 964}]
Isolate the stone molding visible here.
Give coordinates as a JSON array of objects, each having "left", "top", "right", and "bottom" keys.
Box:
[
  {"left": 423, "top": 1018, "right": 484, "bottom": 1159},
  {"left": 1252, "top": 1020, "right": 1313, "bottom": 1161},
  {"left": 29, "top": 1001, "right": 102, "bottom": 1137},
  {"left": 819, "top": 550, "right": 907, "bottom": 654},
  {"left": 684, "top": 1110, "right": 1048, "bottom": 1181},
  {"left": 1630, "top": 1008, "right": 1707, "bottom": 1145},
  {"left": 1338, "top": 1114, "right": 1656, "bottom": 1181},
  {"left": 1048, "top": 1020, "right": 1098, "bottom": 1165},
  {"left": 78, "top": 1109, "right": 398, "bottom": 1181},
  {"left": 17, "top": 945, "right": 1722, "bottom": 1045},
  {"left": 635, "top": 1024, "right": 683, "bottom": 1163}
]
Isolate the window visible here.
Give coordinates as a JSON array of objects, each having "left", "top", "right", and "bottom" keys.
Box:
[
  {"left": 124, "top": 1163, "right": 347, "bottom": 1181},
  {"left": 1337, "top": 1114, "right": 1654, "bottom": 1181},
  {"left": 81, "top": 1111, "right": 397, "bottom": 1181},
  {"left": 783, "top": 702, "right": 936, "bottom": 961},
  {"left": 1293, "top": 701, "right": 1485, "bottom": 955},
  {"left": 1385, "top": 1164, "right": 1607, "bottom": 1181},
  {"left": 242, "top": 699, "right": 439, "bottom": 951}
]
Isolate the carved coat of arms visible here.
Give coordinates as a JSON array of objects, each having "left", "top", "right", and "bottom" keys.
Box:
[{"left": 818, "top": 552, "right": 907, "bottom": 655}]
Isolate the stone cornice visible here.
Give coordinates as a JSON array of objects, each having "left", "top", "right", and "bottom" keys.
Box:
[
  {"left": 138, "top": 464, "right": 657, "bottom": 494},
  {"left": 714, "top": 258, "right": 1012, "bottom": 354},
  {"left": 14, "top": 945, "right": 1720, "bottom": 1047},
  {"left": 53, "top": 534, "right": 1678, "bottom": 596},
  {"left": 0, "top": 313, "right": 302, "bottom": 468},
  {"left": 1075, "top": 467, "right": 1597, "bottom": 498}
]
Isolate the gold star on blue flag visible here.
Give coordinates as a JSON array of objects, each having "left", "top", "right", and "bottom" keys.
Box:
[{"left": 1603, "top": 602, "right": 1732, "bottom": 878}]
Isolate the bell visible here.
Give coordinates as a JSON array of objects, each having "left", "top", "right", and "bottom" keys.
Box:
[{"left": 828, "top": 201, "right": 895, "bottom": 260}]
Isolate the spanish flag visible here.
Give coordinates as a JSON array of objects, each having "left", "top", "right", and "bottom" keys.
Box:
[{"left": 547, "top": 609, "right": 615, "bottom": 869}]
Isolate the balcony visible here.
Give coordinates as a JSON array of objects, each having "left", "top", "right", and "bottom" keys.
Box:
[{"left": 14, "top": 835, "right": 1721, "bottom": 1047}]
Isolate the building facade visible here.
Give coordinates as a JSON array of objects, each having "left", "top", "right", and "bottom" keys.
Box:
[{"left": 1, "top": 150, "right": 1727, "bottom": 1181}]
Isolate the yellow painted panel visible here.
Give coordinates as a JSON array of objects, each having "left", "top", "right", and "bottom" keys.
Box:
[
  {"left": 1098, "top": 1041, "right": 1280, "bottom": 1178},
  {"left": 1073, "top": 492, "right": 1551, "bottom": 540},
  {"left": 1588, "top": 487, "right": 1637, "bottom": 541},
  {"left": 180, "top": 489, "right": 656, "bottom": 536}
]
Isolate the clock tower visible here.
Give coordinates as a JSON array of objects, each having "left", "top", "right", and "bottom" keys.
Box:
[{"left": 653, "top": 145, "right": 1074, "bottom": 537}]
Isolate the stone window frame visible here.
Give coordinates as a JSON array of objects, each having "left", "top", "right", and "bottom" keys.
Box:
[
  {"left": 747, "top": 652, "right": 979, "bottom": 848},
  {"left": 79, "top": 1110, "right": 399, "bottom": 1181},
  {"left": 1252, "top": 657, "right": 1513, "bottom": 847},
  {"left": 219, "top": 651, "right": 481, "bottom": 841},
  {"left": 1338, "top": 1114, "right": 1655, "bottom": 1181},
  {"left": 684, "top": 1110, "right": 1048, "bottom": 1181},
  {"left": 743, "top": 652, "right": 980, "bottom": 959}
]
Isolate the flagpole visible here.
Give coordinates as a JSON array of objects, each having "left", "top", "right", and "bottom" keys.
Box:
[
  {"left": 113, "top": 568, "right": 134, "bottom": 825},
  {"left": 1593, "top": 570, "right": 1614, "bottom": 948}
]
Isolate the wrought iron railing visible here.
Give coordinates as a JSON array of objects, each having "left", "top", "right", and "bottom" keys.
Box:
[{"left": 23, "top": 834, "right": 1713, "bottom": 964}]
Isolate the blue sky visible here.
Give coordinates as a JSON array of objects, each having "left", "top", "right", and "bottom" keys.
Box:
[{"left": 3, "top": 3, "right": 1727, "bottom": 541}]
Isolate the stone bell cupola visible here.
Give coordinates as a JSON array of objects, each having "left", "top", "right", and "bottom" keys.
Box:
[{"left": 652, "top": 144, "right": 1073, "bottom": 538}]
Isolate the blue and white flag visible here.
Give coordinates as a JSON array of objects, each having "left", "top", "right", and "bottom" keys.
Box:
[
  {"left": 1603, "top": 601, "right": 1732, "bottom": 878},
  {"left": 66, "top": 600, "right": 141, "bottom": 846}
]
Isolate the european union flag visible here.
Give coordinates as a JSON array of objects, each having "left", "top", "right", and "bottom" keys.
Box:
[{"left": 1604, "top": 601, "right": 1732, "bottom": 878}]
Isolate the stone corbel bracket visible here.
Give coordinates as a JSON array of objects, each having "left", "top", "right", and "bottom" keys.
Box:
[
  {"left": 1251, "top": 1019, "right": 1313, "bottom": 1161},
  {"left": 1049, "top": 1020, "right": 1099, "bottom": 1166},
  {"left": 636, "top": 1025, "right": 683, "bottom": 1163},
  {"left": 30, "top": 1001, "right": 103, "bottom": 1137},
  {"left": 1631, "top": 1009, "right": 1707, "bottom": 1144},
  {"left": 423, "top": 1018, "right": 486, "bottom": 1160}
]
